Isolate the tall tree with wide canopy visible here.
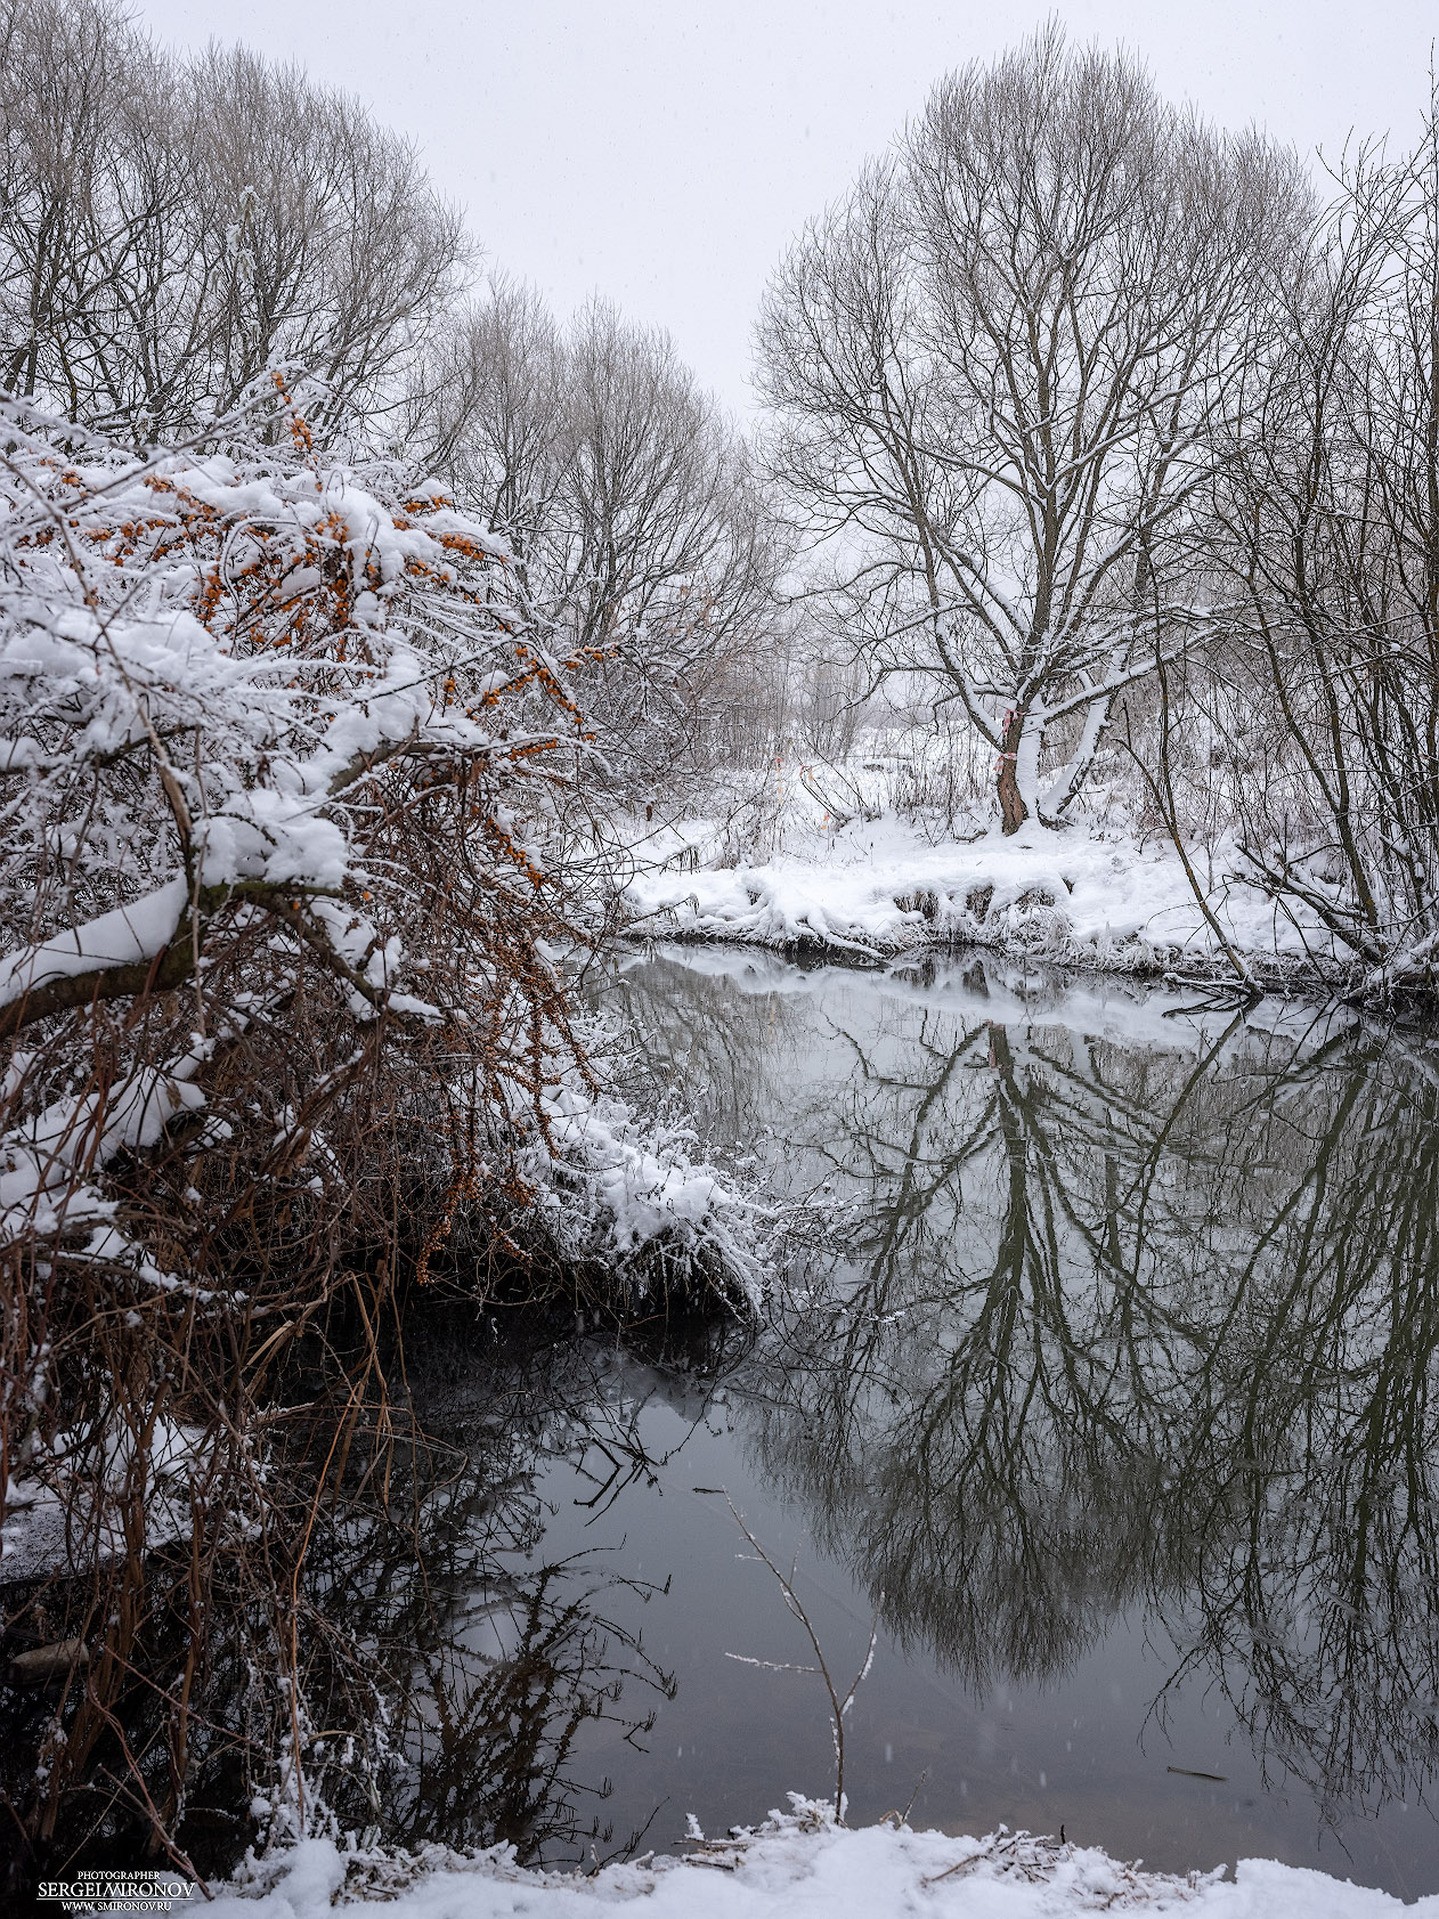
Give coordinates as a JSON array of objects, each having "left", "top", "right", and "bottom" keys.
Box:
[{"left": 758, "top": 26, "right": 1308, "bottom": 831}]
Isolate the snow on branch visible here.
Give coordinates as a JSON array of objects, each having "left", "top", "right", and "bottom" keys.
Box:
[{"left": 0, "top": 394, "right": 600, "bottom": 1288}]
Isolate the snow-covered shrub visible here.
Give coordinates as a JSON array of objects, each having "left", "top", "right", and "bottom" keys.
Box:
[
  {"left": 0, "top": 393, "right": 753, "bottom": 1886},
  {"left": 530, "top": 1082, "right": 764, "bottom": 1309},
  {"left": 0, "top": 388, "right": 598, "bottom": 1292}
]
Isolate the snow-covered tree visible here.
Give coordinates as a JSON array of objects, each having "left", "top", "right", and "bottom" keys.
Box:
[
  {"left": 0, "top": 385, "right": 606, "bottom": 1303},
  {"left": 758, "top": 26, "right": 1307, "bottom": 832}
]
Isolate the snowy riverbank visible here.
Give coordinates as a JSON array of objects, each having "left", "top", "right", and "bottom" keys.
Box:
[
  {"left": 204, "top": 1803, "right": 1439, "bottom": 1916},
  {"left": 623, "top": 813, "right": 1336, "bottom": 983}
]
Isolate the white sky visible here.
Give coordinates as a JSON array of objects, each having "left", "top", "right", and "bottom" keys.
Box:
[{"left": 135, "top": 0, "right": 1434, "bottom": 415}]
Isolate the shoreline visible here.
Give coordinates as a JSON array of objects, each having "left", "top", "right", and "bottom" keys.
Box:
[
  {"left": 201, "top": 1801, "right": 1439, "bottom": 1916},
  {"left": 614, "top": 817, "right": 1406, "bottom": 1006}
]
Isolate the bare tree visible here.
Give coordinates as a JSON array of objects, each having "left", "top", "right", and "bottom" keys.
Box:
[
  {"left": 759, "top": 25, "right": 1308, "bottom": 832},
  {"left": 1205, "top": 98, "right": 1439, "bottom": 982},
  {"left": 417, "top": 290, "right": 789, "bottom": 792},
  {"left": 0, "top": 0, "right": 467, "bottom": 442},
  {"left": 0, "top": 0, "right": 167, "bottom": 411},
  {"left": 406, "top": 278, "right": 570, "bottom": 576},
  {"left": 184, "top": 43, "right": 469, "bottom": 438}
]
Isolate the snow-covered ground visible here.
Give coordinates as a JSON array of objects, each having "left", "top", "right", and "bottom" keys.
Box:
[
  {"left": 204, "top": 1803, "right": 1438, "bottom": 1916},
  {"left": 624, "top": 805, "right": 1333, "bottom": 983}
]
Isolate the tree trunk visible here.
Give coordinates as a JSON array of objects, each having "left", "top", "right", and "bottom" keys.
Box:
[{"left": 997, "top": 706, "right": 1028, "bottom": 834}]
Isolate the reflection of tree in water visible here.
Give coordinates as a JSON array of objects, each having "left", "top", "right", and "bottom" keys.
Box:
[
  {"left": 601, "top": 950, "right": 839, "bottom": 1189},
  {"left": 13, "top": 953, "right": 1432, "bottom": 1874},
  {"left": 620, "top": 953, "right": 1439, "bottom": 1831},
  {"left": 0, "top": 1323, "right": 726, "bottom": 1879},
  {"left": 290, "top": 1325, "right": 735, "bottom": 1865}
]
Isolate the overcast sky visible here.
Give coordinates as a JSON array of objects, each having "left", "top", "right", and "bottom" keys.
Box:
[{"left": 135, "top": 0, "right": 1434, "bottom": 415}]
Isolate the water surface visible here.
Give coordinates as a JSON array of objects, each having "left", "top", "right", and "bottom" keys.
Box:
[{"left": 408, "top": 949, "right": 1439, "bottom": 1898}]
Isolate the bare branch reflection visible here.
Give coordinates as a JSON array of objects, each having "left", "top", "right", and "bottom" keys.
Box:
[{"left": 619, "top": 950, "right": 1439, "bottom": 1828}]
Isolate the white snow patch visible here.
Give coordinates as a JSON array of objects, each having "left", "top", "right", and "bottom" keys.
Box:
[
  {"left": 200, "top": 1802, "right": 1439, "bottom": 1917},
  {"left": 0, "top": 878, "right": 189, "bottom": 1011},
  {"left": 527, "top": 1081, "right": 761, "bottom": 1304},
  {"left": 624, "top": 816, "right": 1335, "bottom": 980},
  {"left": 2, "top": 1414, "right": 205, "bottom": 1584}
]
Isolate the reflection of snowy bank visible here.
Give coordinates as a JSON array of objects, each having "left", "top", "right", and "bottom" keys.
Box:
[
  {"left": 205, "top": 1800, "right": 1437, "bottom": 1916},
  {"left": 624, "top": 941, "right": 1350, "bottom": 1059},
  {"left": 624, "top": 816, "right": 1335, "bottom": 984}
]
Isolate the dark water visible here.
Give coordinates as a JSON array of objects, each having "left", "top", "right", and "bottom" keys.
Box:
[{"left": 396, "top": 949, "right": 1439, "bottom": 1898}]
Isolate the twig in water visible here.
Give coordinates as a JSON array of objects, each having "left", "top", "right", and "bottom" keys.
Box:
[{"left": 708, "top": 1490, "right": 879, "bottom": 1821}]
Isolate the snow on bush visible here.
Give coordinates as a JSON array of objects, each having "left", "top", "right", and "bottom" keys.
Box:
[
  {"left": 0, "top": 388, "right": 759, "bottom": 1298},
  {"left": 0, "top": 389, "right": 581, "bottom": 1275},
  {"left": 530, "top": 1081, "right": 764, "bottom": 1306},
  {"left": 0, "top": 393, "right": 758, "bottom": 1871}
]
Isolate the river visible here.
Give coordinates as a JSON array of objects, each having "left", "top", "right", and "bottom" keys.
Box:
[{"left": 321, "top": 946, "right": 1439, "bottom": 1900}]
